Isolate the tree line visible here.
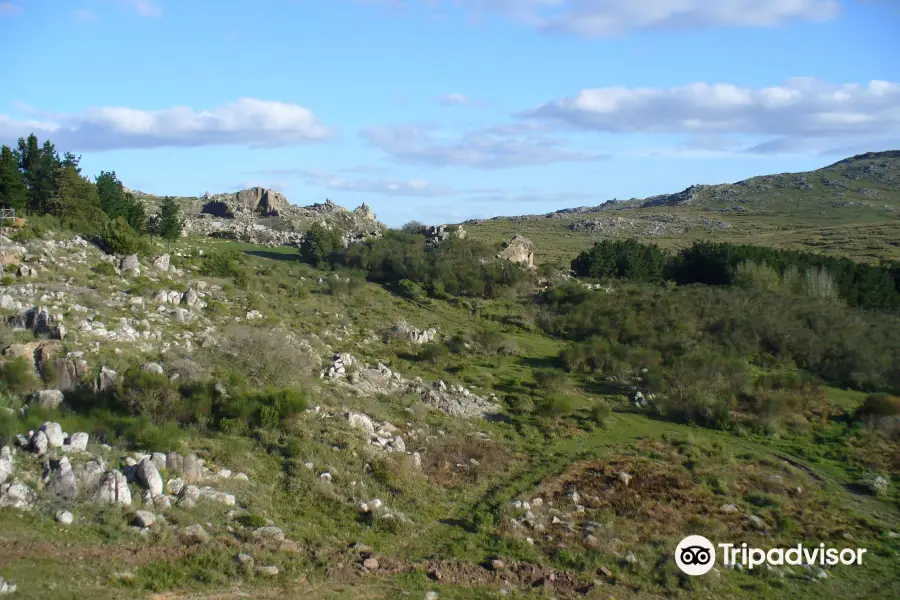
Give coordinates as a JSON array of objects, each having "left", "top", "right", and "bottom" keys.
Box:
[
  {"left": 572, "top": 238, "right": 900, "bottom": 313},
  {"left": 0, "top": 134, "right": 182, "bottom": 252}
]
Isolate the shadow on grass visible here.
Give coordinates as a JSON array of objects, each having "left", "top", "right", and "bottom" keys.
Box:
[{"left": 243, "top": 249, "right": 303, "bottom": 263}]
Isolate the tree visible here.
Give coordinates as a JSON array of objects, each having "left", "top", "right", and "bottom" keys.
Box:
[
  {"left": 300, "top": 223, "right": 344, "bottom": 266},
  {"left": 96, "top": 170, "right": 146, "bottom": 233},
  {"left": 151, "top": 196, "right": 182, "bottom": 250},
  {"left": 0, "top": 145, "right": 27, "bottom": 211},
  {"left": 17, "top": 134, "right": 61, "bottom": 214}
]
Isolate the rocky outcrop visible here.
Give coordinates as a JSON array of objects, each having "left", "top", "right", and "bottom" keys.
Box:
[
  {"left": 202, "top": 187, "right": 290, "bottom": 218},
  {"left": 497, "top": 235, "right": 535, "bottom": 269},
  {"left": 423, "top": 224, "right": 466, "bottom": 247}
]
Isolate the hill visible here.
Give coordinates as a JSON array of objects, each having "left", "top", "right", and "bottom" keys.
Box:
[{"left": 462, "top": 151, "right": 900, "bottom": 265}]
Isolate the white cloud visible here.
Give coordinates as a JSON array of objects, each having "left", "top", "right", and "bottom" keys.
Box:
[
  {"left": 0, "top": 98, "right": 333, "bottom": 151},
  {"left": 353, "top": 0, "right": 840, "bottom": 36},
  {"left": 439, "top": 93, "right": 470, "bottom": 106},
  {"left": 525, "top": 78, "right": 900, "bottom": 154},
  {"left": 301, "top": 169, "right": 456, "bottom": 197},
  {"left": 361, "top": 123, "right": 608, "bottom": 168},
  {"left": 0, "top": 2, "right": 21, "bottom": 16}
]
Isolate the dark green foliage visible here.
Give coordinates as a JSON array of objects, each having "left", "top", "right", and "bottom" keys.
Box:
[
  {"left": 300, "top": 223, "right": 344, "bottom": 266},
  {"left": 115, "top": 369, "right": 181, "bottom": 423},
  {"left": 534, "top": 393, "right": 580, "bottom": 418},
  {"left": 99, "top": 216, "right": 146, "bottom": 255},
  {"left": 572, "top": 238, "right": 669, "bottom": 282},
  {"left": 542, "top": 283, "right": 900, "bottom": 393},
  {"left": 18, "top": 134, "right": 60, "bottom": 214},
  {"left": 214, "top": 387, "right": 308, "bottom": 432},
  {"left": 570, "top": 238, "right": 900, "bottom": 313},
  {"left": 150, "top": 196, "right": 183, "bottom": 246},
  {"left": 534, "top": 369, "right": 566, "bottom": 393},
  {"left": 0, "top": 357, "right": 39, "bottom": 394},
  {"left": 0, "top": 145, "right": 27, "bottom": 211},
  {"left": 855, "top": 394, "right": 900, "bottom": 420},
  {"left": 236, "top": 514, "right": 268, "bottom": 528},
  {"left": 418, "top": 342, "right": 450, "bottom": 365},
  {"left": 92, "top": 262, "right": 118, "bottom": 276},
  {"left": 328, "top": 230, "right": 529, "bottom": 299},
  {"left": 96, "top": 171, "right": 147, "bottom": 233},
  {"left": 200, "top": 248, "right": 245, "bottom": 281},
  {"left": 401, "top": 220, "right": 426, "bottom": 233}
]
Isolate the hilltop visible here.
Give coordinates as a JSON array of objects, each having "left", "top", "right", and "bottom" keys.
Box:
[
  {"left": 463, "top": 151, "right": 900, "bottom": 265},
  {"left": 129, "top": 187, "right": 386, "bottom": 247}
]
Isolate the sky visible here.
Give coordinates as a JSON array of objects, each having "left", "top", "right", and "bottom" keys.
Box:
[{"left": 1, "top": 0, "right": 898, "bottom": 226}]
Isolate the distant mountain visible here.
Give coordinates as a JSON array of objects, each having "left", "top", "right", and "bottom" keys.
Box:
[{"left": 550, "top": 150, "right": 900, "bottom": 216}]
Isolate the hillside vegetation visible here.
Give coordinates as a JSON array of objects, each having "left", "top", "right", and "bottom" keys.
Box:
[{"left": 0, "top": 137, "right": 898, "bottom": 599}]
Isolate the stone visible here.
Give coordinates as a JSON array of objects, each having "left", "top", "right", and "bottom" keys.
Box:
[
  {"left": 47, "top": 457, "right": 78, "bottom": 499},
  {"left": 34, "top": 389, "right": 64, "bottom": 410},
  {"left": 97, "top": 367, "right": 118, "bottom": 392},
  {"left": 198, "top": 487, "right": 235, "bottom": 506},
  {"left": 347, "top": 412, "right": 375, "bottom": 435},
  {"left": 255, "top": 565, "right": 279, "bottom": 577},
  {"left": 56, "top": 510, "right": 74, "bottom": 525},
  {"left": 720, "top": 504, "right": 739, "bottom": 514},
  {"left": 747, "top": 514, "right": 767, "bottom": 530},
  {"left": 152, "top": 254, "right": 170, "bottom": 271},
  {"left": 496, "top": 235, "right": 535, "bottom": 268},
  {"left": 279, "top": 539, "right": 301, "bottom": 553},
  {"left": 0, "top": 575, "right": 17, "bottom": 595},
  {"left": 74, "top": 459, "right": 106, "bottom": 492},
  {"left": 178, "top": 485, "right": 200, "bottom": 507},
  {"left": 68, "top": 432, "right": 89, "bottom": 452},
  {"left": 166, "top": 477, "right": 184, "bottom": 496},
  {"left": 134, "top": 510, "right": 156, "bottom": 528},
  {"left": 151, "top": 452, "right": 167, "bottom": 471},
  {"left": 618, "top": 471, "right": 633, "bottom": 487},
  {"left": 93, "top": 470, "right": 132, "bottom": 506},
  {"left": 120, "top": 254, "right": 140, "bottom": 275},
  {"left": 233, "top": 472, "right": 249, "bottom": 482},
  {"left": 0, "top": 481, "right": 35, "bottom": 510},
  {"left": 136, "top": 458, "right": 164, "bottom": 497},
  {"left": 40, "top": 422, "right": 65, "bottom": 448},
  {"left": 236, "top": 553, "right": 255, "bottom": 569},
  {"left": 0, "top": 447, "right": 13, "bottom": 485},
  {"left": 252, "top": 526, "right": 286, "bottom": 544},
  {"left": 140, "top": 362, "right": 164, "bottom": 375},
  {"left": 30, "top": 431, "right": 49, "bottom": 455},
  {"left": 183, "top": 453, "right": 202, "bottom": 483},
  {"left": 362, "top": 557, "right": 379, "bottom": 570},
  {"left": 182, "top": 523, "right": 211, "bottom": 544},
  {"left": 491, "top": 559, "right": 506, "bottom": 570},
  {"left": 182, "top": 289, "right": 199, "bottom": 307}
]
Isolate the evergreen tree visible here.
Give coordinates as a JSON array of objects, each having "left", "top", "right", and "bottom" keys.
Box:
[
  {"left": 151, "top": 196, "right": 182, "bottom": 250},
  {"left": 0, "top": 145, "right": 27, "bottom": 211},
  {"left": 17, "top": 135, "right": 61, "bottom": 214}
]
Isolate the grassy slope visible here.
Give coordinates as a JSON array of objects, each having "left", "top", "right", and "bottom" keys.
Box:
[{"left": 462, "top": 152, "right": 900, "bottom": 265}]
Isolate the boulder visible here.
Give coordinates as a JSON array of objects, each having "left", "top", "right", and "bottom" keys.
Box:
[
  {"left": 47, "top": 457, "right": 78, "bottom": 499},
  {"left": 182, "top": 523, "right": 210, "bottom": 544},
  {"left": 497, "top": 235, "right": 535, "bottom": 269},
  {"left": 134, "top": 510, "right": 156, "bottom": 528},
  {"left": 97, "top": 367, "right": 119, "bottom": 392},
  {"left": 0, "top": 481, "right": 35, "bottom": 510},
  {"left": 136, "top": 458, "right": 164, "bottom": 497},
  {"left": 120, "top": 254, "right": 140, "bottom": 275},
  {"left": 0, "top": 446, "right": 13, "bottom": 485},
  {"left": 74, "top": 459, "right": 106, "bottom": 492},
  {"left": 56, "top": 510, "right": 74, "bottom": 525},
  {"left": 93, "top": 470, "right": 132, "bottom": 506},
  {"left": 67, "top": 432, "right": 89, "bottom": 452},
  {"left": 152, "top": 254, "right": 170, "bottom": 271},
  {"left": 347, "top": 412, "right": 375, "bottom": 436},
  {"left": 40, "top": 422, "right": 65, "bottom": 448},
  {"left": 140, "top": 362, "right": 164, "bottom": 376},
  {"left": 183, "top": 453, "right": 202, "bottom": 483}
]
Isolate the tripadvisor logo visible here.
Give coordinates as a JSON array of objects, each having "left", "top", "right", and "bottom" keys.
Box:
[{"left": 674, "top": 535, "right": 868, "bottom": 576}]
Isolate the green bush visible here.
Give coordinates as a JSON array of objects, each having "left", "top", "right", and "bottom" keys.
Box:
[
  {"left": 98, "top": 216, "right": 147, "bottom": 255},
  {"left": 855, "top": 393, "right": 900, "bottom": 420},
  {"left": 92, "top": 262, "right": 118, "bottom": 276},
  {"left": 217, "top": 387, "right": 309, "bottom": 431},
  {"left": 418, "top": 342, "right": 449, "bottom": 365},
  {"left": 300, "top": 223, "right": 344, "bottom": 266},
  {"left": 397, "top": 279, "right": 425, "bottom": 300},
  {"left": 534, "top": 393, "right": 580, "bottom": 418},
  {"left": 0, "top": 357, "right": 39, "bottom": 394},
  {"left": 587, "top": 400, "right": 612, "bottom": 425},
  {"left": 534, "top": 369, "right": 566, "bottom": 394},
  {"left": 115, "top": 369, "right": 180, "bottom": 423},
  {"left": 237, "top": 514, "right": 268, "bottom": 528}
]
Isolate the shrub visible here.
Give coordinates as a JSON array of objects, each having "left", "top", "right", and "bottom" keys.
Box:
[
  {"left": 116, "top": 369, "right": 180, "bottom": 423},
  {"left": 204, "top": 326, "right": 316, "bottom": 389},
  {"left": 217, "top": 387, "right": 308, "bottom": 431},
  {"left": 0, "top": 357, "right": 39, "bottom": 394},
  {"left": 534, "top": 369, "right": 566, "bottom": 394},
  {"left": 98, "top": 216, "right": 146, "bottom": 255},
  {"left": 300, "top": 223, "right": 344, "bottom": 266},
  {"left": 587, "top": 400, "right": 612, "bottom": 425},
  {"left": 92, "top": 262, "right": 117, "bottom": 276},
  {"left": 534, "top": 393, "right": 580, "bottom": 418},
  {"left": 397, "top": 279, "right": 425, "bottom": 300},
  {"left": 856, "top": 394, "right": 900, "bottom": 420},
  {"left": 418, "top": 342, "right": 449, "bottom": 365}
]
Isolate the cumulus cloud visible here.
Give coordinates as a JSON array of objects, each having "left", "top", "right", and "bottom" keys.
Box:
[
  {"left": 300, "top": 169, "right": 456, "bottom": 197},
  {"left": 525, "top": 78, "right": 900, "bottom": 154},
  {"left": 0, "top": 2, "right": 21, "bottom": 16},
  {"left": 353, "top": 0, "right": 839, "bottom": 36},
  {"left": 361, "top": 124, "right": 608, "bottom": 168},
  {"left": 0, "top": 98, "right": 333, "bottom": 151}
]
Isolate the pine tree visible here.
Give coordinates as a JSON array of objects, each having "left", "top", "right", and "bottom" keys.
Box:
[
  {"left": 17, "top": 134, "right": 61, "bottom": 214},
  {"left": 152, "top": 196, "right": 182, "bottom": 250},
  {"left": 0, "top": 145, "right": 27, "bottom": 211}
]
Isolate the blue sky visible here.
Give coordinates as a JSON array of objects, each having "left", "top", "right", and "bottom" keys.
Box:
[{"left": 1, "top": 0, "right": 898, "bottom": 226}]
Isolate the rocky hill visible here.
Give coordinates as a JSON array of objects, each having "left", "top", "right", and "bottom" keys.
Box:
[
  {"left": 553, "top": 150, "right": 900, "bottom": 216},
  {"left": 130, "top": 187, "right": 386, "bottom": 247}
]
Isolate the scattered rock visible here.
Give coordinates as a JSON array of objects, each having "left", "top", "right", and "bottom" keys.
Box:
[
  {"left": 134, "top": 510, "right": 156, "bottom": 528},
  {"left": 255, "top": 565, "right": 279, "bottom": 577},
  {"left": 182, "top": 524, "right": 211, "bottom": 545},
  {"left": 55, "top": 510, "right": 74, "bottom": 525},
  {"left": 152, "top": 254, "right": 170, "bottom": 271},
  {"left": 93, "top": 470, "right": 132, "bottom": 506},
  {"left": 136, "top": 458, "right": 164, "bottom": 497},
  {"left": 67, "top": 432, "right": 89, "bottom": 452},
  {"left": 362, "top": 557, "right": 379, "bottom": 570},
  {"left": 47, "top": 457, "right": 78, "bottom": 499},
  {"left": 33, "top": 389, "right": 64, "bottom": 410}
]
